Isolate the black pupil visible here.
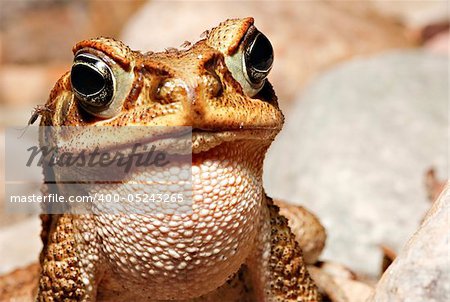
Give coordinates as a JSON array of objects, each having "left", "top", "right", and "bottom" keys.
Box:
[
  {"left": 249, "top": 33, "right": 273, "bottom": 71},
  {"left": 71, "top": 64, "right": 105, "bottom": 95}
]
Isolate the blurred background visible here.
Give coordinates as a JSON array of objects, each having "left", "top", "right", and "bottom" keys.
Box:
[{"left": 0, "top": 0, "right": 448, "bottom": 290}]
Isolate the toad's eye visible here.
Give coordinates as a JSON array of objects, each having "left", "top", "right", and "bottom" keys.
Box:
[
  {"left": 71, "top": 53, "right": 114, "bottom": 112},
  {"left": 224, "top": 26, "right": 274, "bottom": 97},
  {"left": 244, "top": 31, "right": 273, "bottom": 85}
]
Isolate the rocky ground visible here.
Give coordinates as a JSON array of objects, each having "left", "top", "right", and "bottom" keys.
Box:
[{"left": 265, "top": 50, "right": 448, "bottom": 277}]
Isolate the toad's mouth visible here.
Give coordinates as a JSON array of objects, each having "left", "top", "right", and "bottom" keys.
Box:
[
  {"left": 191, "top": 128, "right": 278, "bottom": 153},
  {"left": 49, "top": 128, "right": 277, "bottom": 185},
  {"left": 54, "top": 127, "right": 279, "bottom": 156}
]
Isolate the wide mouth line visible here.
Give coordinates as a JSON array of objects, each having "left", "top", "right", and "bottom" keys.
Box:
[
  {"left": 191, "top": 128, "right": 279, "bottom": 154},
  {"left": 192, "top": 126, "right": 281, "bottom": 133},
  {"left": 52, "top": 127, "right": 278, "bottom": 156}
]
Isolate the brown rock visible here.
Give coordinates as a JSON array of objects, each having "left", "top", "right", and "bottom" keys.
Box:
[
  {"left": 0, "top": 263, "right": 39, "bottom": 302},
  {"left": 309, "top": 264, "right": 374, "bottom": 302},
  {"left": 0, "top": 64, "right": 68, "bottom": 107},
  {"left": 0, "top": 0, "right": 144, "bottom": 64}
]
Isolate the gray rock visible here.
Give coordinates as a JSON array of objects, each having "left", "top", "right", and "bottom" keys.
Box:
[
  {"left": 264, "top": 51, "right": 448, "bottom": 276},
  {"left": 371, "top": 185, "right": 449, "bottom": 301}
]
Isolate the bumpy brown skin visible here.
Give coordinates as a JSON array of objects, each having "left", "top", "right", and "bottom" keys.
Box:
[
  {"left": 37, "top": 18, "right": 322, "bottom": 301},
  {"left": 275, "top": 200, "right": 326, "bottom": 265}
]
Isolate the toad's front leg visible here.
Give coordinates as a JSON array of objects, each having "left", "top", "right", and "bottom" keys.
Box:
[
  {"left": 274, "top": 200, "right": 326, "bottom": 265},
  {"left": 37, "top": 214, "right": 102, "bottom": 301},
  {"left": 246, "top": 196, "right": 321, "bottom": 302}
]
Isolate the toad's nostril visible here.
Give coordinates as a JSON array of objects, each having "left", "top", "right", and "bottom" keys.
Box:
[{"left": 156, "top": 79, "right": 189, "bottom": 104}]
